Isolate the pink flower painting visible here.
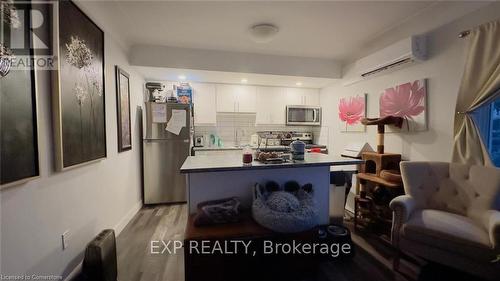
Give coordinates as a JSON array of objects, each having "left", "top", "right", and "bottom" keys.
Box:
[
  {"left": 380, "top": 79, "right": 427, "bottom": 131},
  {"left": 338, "top": 94, "right": 366, "bottom": 132}
]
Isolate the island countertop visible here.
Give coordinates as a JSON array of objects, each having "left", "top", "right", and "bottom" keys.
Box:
[{"left": 180, "top": 153, "right": 363, "bottom": 173}]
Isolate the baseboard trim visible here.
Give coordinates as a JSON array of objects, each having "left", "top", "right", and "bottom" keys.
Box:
[
  {"left": 63, "top": 200, "right": 142, "bottom": 281},
  {"left": 114, "top": 200, "right": 143, "bottom": 235}
]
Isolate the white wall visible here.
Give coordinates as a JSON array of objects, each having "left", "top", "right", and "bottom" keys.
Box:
[
  {"left": 0, "top": 7, "right": 145, "bottom": 279},
  {"left": 320, "top": 2, "right": 500, "bottom": 163}
]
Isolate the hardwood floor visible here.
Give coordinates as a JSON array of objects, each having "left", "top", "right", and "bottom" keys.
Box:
[
  {"left": 72, "top": 205, "right": 487, "bottom": 281},
  {"left": 115, "top": 204, "right": 394, "bottom": 281},
  {"left": 117, "top": 204, "right": 187, "bottom": 281}
]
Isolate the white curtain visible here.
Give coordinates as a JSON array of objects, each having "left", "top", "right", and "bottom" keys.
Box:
[{"left": 452, "top": 20, "right": 500, "bottom": 166}]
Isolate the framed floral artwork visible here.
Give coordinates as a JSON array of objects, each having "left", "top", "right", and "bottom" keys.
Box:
[
  {"left": 380, "top": 79, "right": 427, "bottom": 132},
  {"left": 1, "top": 1, "right": 40, "bottom": 187},
  {"left": 52, "top": 1, "right": 106, "bottom": 170},
  {"left": 115, "top": 66, "right": 131, "bottom": 152},
  {"left": 338, "top": 93, "right": 367, "bottom": 132}
]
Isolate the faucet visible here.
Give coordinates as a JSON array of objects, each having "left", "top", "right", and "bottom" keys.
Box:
[{"left": 235, "top": 128, "right": 245, "bottom": 147}]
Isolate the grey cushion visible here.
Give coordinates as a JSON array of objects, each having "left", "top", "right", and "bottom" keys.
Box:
[{"left": 401, "top": 210, "right": 497, "bottom": 262}]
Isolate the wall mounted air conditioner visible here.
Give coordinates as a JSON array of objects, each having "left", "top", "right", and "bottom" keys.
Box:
[{"left": 356, "top": 35, "right": 427, "bottom": 79}]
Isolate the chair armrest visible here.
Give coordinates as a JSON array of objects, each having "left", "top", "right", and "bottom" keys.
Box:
[
  {"left": 389, "top": 195, "right": 418, "bottom": 247},
  {"left": 484, "top": 210, "right": 500, "bottom": 249},
  {"left": 390, "top": 195, "right": 417, "bottom": 222}
]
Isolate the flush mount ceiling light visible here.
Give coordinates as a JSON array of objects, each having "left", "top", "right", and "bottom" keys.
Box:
[
  {"left": 296, "top": 82, "right": 303, "bottom": 86},
  {"left": 178, "top": 75, "right": 186, "bottom": 80},
  {"left": 241, "top": 78, "right": 248, "bottom": 83},
  {"left": 249, "top": 23, "right": 279, "bottom": 43}
]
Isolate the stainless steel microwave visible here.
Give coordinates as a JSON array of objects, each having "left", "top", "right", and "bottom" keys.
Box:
[{"left": 286, "top": 105, "right": 321, "bottom": 126}]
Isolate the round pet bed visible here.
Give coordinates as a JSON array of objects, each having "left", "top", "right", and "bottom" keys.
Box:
[{"left": 252, "top": 183, "right": 319, "bottom": 233}]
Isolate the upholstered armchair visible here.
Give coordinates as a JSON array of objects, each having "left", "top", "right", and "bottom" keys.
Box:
[{"left": 390, "top": 161, "right": 500, "bottom": 280}]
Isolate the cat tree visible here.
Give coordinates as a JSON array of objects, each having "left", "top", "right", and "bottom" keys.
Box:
[{"left": 354, "top": 116, "right": 405, "bottom": 236}]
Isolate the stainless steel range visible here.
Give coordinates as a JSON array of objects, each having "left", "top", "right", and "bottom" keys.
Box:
[{"left": 280, "top": 132, "right": 328, "bottom": 153}]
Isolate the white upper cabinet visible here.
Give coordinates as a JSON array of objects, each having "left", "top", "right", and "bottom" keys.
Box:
[
  {"left": 284, "top": 88, "right": 304, "bottom": 105},
  {"left": 284, "top": 88, "right": 320, "bottom": 106},
  {"left": 256, "top": 86, "right": 285, "bottom": 125},
  {"left": 192, "top": 83, "right": 216, "bottom": 125},
  {"left": 235, "top": 85, "right": 257, "bottom": 113},
  {"left": 216, "top": 84, "right": 256, "bottom": 113},
  {"left": 216, "top": 84, "right": 237, "bottom": 112},
  {"left": 302, "top": 88, "right": 320, "bottom": 105}
]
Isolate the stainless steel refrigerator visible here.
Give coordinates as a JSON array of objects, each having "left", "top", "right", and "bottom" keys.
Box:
[{"left": 143, "top": 102, "right": 191, "bottom": 204}]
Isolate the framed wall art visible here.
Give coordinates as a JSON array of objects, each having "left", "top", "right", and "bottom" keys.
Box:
[
  {"left": 338, "top": 93, "right": 367, "bottom": 132},
  {"left": 1, "top": 1, "right": 40, "bottom": 188},
  {"left": 115, "top": 66, "right": 131, "bottom": 152},
  {"left": 53, "top": 0, "right": 106, "bottom": 170},
  {"left": 380, "top": 79, "right": 427, "bottom": 132}
]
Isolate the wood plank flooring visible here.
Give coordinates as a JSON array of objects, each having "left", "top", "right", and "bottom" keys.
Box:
[
  {"left": 115, "top": 204, "right": 393, "bottom": 281},
  {"left": 117, "top": 204, "right": 187, "bottom": 281},
  {"left": 71, "top": 205, "right": 488, "bottom": 281}
]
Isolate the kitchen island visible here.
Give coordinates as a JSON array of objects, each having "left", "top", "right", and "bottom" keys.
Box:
[{"left": 180, "top": 154, "right": 363, "bottom": 224}]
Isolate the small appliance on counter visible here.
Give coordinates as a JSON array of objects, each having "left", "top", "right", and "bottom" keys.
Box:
[
  {"left": 194, "top": 135, "right": 205, "bottom": 147},
  {"left": 145, "top": 82, "right": 166, "bottom": 102},
  {"left": 256, "top": 131, "right": 282, "bottom": 147}
]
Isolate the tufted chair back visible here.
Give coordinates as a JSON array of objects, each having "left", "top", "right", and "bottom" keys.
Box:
[{"left": 400, "top": 162, "right": 500, "bottom": 222}]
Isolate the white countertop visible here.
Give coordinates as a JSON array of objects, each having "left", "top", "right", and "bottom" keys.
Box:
[
  {"left": 180, "top": 153, "right": 363, "bottom": 173},
  {"left": 192, "top": 145, "right": 289, "bottom": 151}
]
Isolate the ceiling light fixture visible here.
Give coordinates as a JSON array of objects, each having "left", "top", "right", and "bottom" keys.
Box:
[
  {"left": 296, "top": 82, "right": 302, "bottom": 86},
  {"left": 249, "top": 23, "right": 279, "bottom": 43},
  {"left": 241, "top": 78, "right": 248, "bottom": 83},
  {"left": 178, "top": 75, "right": 186, "bottom": 80}
]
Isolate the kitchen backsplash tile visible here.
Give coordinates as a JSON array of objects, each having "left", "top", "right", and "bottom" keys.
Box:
[{"left": 195, "top": 113, "right": 326, "bottom": 147}]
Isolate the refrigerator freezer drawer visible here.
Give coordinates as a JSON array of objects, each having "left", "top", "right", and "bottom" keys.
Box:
[{"left": 143, "top": 139, "right": 189, "bottom": 204}]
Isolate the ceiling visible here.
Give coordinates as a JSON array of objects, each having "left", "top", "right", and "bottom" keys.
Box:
[
  {"left": 134, "top": 66, "right": 336, "bottom": 88},
  {"left": 80, "top": 0, "right": 445, "bottom": 61},
  {"left": 76, "top": 1, "right": 491, "bottom": 87}
]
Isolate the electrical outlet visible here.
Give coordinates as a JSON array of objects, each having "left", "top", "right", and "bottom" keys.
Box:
[{"left": 62, "top": 230, "right": 70, "bottom": 250}]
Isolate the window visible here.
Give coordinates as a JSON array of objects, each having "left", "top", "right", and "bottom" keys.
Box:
[{"left": 472, "top": 93, "right": 500, "bottom": 167}]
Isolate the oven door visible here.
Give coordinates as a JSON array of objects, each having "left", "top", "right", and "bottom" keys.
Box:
[{"left": 286, "top": 106, "right": 321, "bottom": 126}]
